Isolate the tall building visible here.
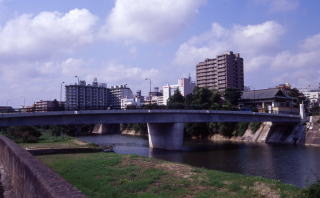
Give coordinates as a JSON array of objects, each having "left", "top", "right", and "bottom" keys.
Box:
[
  {"left": 108, "top": 85, "right": 133, "bottom": 109},
  {"left": 162, "top": 77, "right": 195, "bottom": 105},
  {"left": 65, "top": 78, "right": 108, "bottom": 110},
  {"left": 196, "top": 51, "right": 244, "bottom": 91}
]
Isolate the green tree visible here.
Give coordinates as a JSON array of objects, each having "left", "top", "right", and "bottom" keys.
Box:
[
  {"left": 191, "top": 87, "right": 212, "bottom": 109},
  {"left": 7, "top": 126, "right": 42, "bottom": 143},
  {"left": 224, "top": 88, "right": 242, "bottom": 106},
  {"left": 167, "top": 89, "right": 185, "bottom": 109},
  {"left": 300, "top": 181, "right": 320, "bottom": 198},
  {"left": 210, "top": 90, "right": 222, "bottom": 109}
]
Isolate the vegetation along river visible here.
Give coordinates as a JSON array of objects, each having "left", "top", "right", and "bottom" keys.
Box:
[{"left": 78, "top": 134, "right": 320, "bottom": 188}]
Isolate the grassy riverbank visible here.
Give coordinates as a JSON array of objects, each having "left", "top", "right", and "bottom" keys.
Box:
[
  {"left": 20, "top": 132, "right": 96, "bottom": 149},
  {"left": 38, "top": 152, "right": 300, "bottom": 198}
]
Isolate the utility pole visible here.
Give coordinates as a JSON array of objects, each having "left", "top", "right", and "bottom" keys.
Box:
[
  {"left": 145, "top": 78, "right": 151, "bottom": 105},
  {"left": 60, "top": 81, "right": 65, "bottom": 104},
  {"left": 75, "top": 76, "right": 80, "bottom": 110}
]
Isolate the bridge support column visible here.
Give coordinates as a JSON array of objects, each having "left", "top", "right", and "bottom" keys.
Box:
[
  {"left": 147, "top": 123, "right": 184, "bottom": 150},
  {"left": 91, "top": 124, "right": 120, "bottom": 134}
]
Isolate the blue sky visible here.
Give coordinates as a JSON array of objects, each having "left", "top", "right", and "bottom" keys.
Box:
[{"left": 0, "top": 0, "right": 320, "bottom": 107}]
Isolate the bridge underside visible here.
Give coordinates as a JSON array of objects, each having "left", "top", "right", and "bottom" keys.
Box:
[{"left": 147, "top": 123, "right": 184, "bottom": 150}]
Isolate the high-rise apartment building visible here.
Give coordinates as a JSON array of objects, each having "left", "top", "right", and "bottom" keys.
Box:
[
  {"left": 65, "top": 78, "right": 108, "bottom": 110},
  {"left": 108, "top": 85, "right": 133, "bottom": 109},
  {"left": 196, "top": 51, "right": 244, "bottom": 91}
]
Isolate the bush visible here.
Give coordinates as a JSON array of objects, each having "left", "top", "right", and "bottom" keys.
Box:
[
  {"left": 185, "top": 123, "right": 210, "bottom": 139},
  {"left": 249, "top": 122, "right": 261, "bottom": 133},
  {"left": 235, "top": 122, "right": 249, "bottom": 136},
  {"left": 7, "top": 126, "right": 42, "bottom": 143},
  {"left": 218, "top": 123, "right": 236, "bottom": 137},
  {"left": 300, "top": 181, "right": 320, "bottom": 198}
]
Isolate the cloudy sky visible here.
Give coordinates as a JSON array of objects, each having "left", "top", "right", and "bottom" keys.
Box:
[{"left": 0, "top": 0, "right": 320, "bottom": 107}]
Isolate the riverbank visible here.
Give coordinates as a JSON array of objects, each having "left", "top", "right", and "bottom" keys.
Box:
[{"left": 38, "top": 152, "right": 300, "bottom": 198}]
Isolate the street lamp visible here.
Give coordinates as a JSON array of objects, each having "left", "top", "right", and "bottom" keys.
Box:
[
  {"left": 145, "top": 78, "right": 151, "bottom": 105},
  {"left": 75, "top": 76, "right": 80, "bottom": 110},
  {"left": 20, "top": 96, "right": 25, "bottom": 108},
  {"left": 60, "top": 82, "right": 65, "bottom": 103},
  {"left": 74, "top": 76, "right": 80, "bottom": 85}
]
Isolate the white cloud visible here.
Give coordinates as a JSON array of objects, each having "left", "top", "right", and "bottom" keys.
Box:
[
  {"left": 272, "top": 51, "right": 320, "bottom": 69},
  {"left": 0, "top": 9, "right": 98, "bottom": 61},
  {"left": 0, "top": 58, "right": 160, "bottom": 106},
  {"left": 174, "top": 21, "right": 285, "bottom": 72},
  {"left": 273, "top": 69, "right": 320, "bottom": 88},
  {"left": 101, "top": 0, "right": 206, "bottom": 42},
  {"left": 301, "top": 33, "right": 320, "bottom": 51},
  {"left": 255, "top": 0, "right": 299, "bottom": 12}
]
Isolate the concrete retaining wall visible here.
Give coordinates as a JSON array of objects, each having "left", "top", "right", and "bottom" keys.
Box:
[{"left": 0, "top": 135, "right": 87, "bottom": 198}]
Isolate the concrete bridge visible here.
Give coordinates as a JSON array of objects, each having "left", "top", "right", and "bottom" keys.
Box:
[{"left": 0, "top": 110, "right": 301, "bottom": 150}]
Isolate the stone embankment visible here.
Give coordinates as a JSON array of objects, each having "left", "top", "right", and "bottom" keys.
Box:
[
  {"left": 0, "top": 135, "right": 88, "bottom": 198},
  {"left": 209, "top": 116, "right": 320, "bottom": 147},
  {"left": 304, "top": 116, "right": 320, "bottom": 146}
]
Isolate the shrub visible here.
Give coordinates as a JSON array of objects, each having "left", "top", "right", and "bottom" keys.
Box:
[
  {"left": 249, "top": 122, "right": 261, "bottom": 133},
  {"left": 218, "top": 123, "right": 236, "bottom": 137},
  {"left": 300, "top": 181, "right": 320, "bottom": 198},
  {"left": 235, "top": 122, "right": 249, "bottom": 136},
  {"left": 7, "top": 126, "right": 42, "bottom": 143}
]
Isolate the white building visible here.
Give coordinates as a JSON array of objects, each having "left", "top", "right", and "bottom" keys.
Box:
[
  {"left": 121, "top": 97, "right": 141, "bottom": 109},
  {"left": 162, "top": 77, "right": 195, "bottom": 105},
  {"left": 303, "top": 90, "right": 320, "bottom": 107},
  {"left": 300, "top": 86, "right": 320, "bottom": 107},
  {"left": 109, "top": 85, "right": 133, "bottom": 109}
]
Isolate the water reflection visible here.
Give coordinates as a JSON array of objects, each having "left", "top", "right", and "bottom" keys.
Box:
[{"left": 78, "top": 135, "right": 320, "bottom": 187}]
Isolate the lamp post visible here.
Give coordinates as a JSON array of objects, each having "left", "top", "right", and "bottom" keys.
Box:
[
  {"left": 75, "top": 76, "right": 80, "bottom": 110},
  {"left": 74, "top": 75, "right": 80, "bottom": 85},
  {"left": 145, "top": 78, "right": 151, "bottom": 105},
  {"left": 60, "top": 82, "right": 65, "bottom": 103},
  {"left": 6, "top": 99, "right": 10, "bottom": 106},
  {"left": 20, "top": 96, "right": 25, "bottom": 108}
]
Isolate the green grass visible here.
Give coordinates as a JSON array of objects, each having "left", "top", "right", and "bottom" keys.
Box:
[
  {"left": 37, "top": 131, "right": 73, "bottom": 143},
  {"left": 20, "top": 131, "right": 95, "bottom": 149},
  {"left": 38, "top": 153, "right": 301, "bottom": 198}
]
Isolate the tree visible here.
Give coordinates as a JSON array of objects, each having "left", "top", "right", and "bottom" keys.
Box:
[
  {"left": 7, "top": 126, "right": 42, "bottom": 143},
  {"left": 191, "top": 87, "right": 212, "bottom": 109},
  {"left": 167, "top": 89, "right": 185, "bottom": 109},
  {"left": 224, "top": 88, "right": 241, "bottom": 106},
  {"left": 210, "top": 90, "right": 222, "bottom": 109}
]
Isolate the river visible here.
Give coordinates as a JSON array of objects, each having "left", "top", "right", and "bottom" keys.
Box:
[{"left": 78, "top": 134, "right": 320, "bottom": 187}]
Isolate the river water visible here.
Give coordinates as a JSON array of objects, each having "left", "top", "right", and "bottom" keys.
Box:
[{"left": 78, "top": 135, "right": 320, "bottom": 187}]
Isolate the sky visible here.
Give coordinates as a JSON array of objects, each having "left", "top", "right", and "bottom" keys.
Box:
[{"left": 0, "top": 0, "right": 320, "bottom": 107}]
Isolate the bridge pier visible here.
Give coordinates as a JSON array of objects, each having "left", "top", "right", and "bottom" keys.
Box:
[
  {"left": 91, "top": 124, "right": 120, "bottom": 135},
  {"left": 147, "top": 123, "right": 184, "bottom": 150}
]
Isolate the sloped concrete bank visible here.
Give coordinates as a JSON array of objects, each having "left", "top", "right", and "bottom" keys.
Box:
[
  {"left": 210, "top": 116, "right": 320, "bottom": 147},
  {"left": 0, "top": 135, "right": 87, "bottom": 198}
]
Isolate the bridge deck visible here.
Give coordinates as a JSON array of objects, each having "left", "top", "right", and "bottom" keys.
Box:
[{"left": 0, "top": 110, "right": 301, "bottom": 127}]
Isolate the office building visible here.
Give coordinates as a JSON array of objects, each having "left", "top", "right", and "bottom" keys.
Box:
[
  {"left": 162, "top": 77, "right": 195, "bottom": 105},
  {"left": 0, "top": 106, "right": 14, "bottom": 113},
  {"left": 108, "top": 85, "right": 133, "bottom": 109},
  {"left": 34, "top": 100, "right": 61, "bottom": 112},
  {"left": 300, "top": 84, "right": 320, "bottom": 108},
  {"left": 196, "top": 51, "right": 244, "bottom": 91},
  {"left": 65, "top": 78, "right": 108, "bottom": 110}
]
